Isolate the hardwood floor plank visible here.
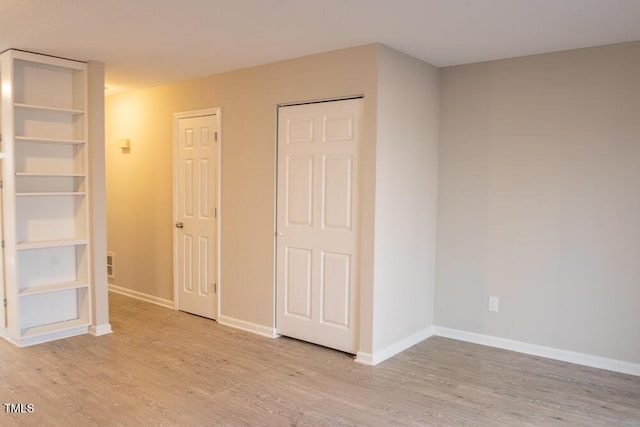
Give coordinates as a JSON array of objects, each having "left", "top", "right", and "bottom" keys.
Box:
[{"left": 1, "top": 292, "right": 638, "bottom": 426}]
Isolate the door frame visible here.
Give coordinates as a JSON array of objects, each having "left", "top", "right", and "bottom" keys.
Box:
[{"left": 172, "top": 108, "right": 222, "bottom": 318}]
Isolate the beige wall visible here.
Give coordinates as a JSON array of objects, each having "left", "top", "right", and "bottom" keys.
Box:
[
  {"left": 436, "top": 42, "right": 640, "bottom": 363},
  {"left": 106, "top": 45, "right": 379, "bottom": 347},
  {"left": 107, "top": 39, "right": 640, "bottom": 366},
  {"left": 372, "top": 46, "right": 439, "bottom": 352}
]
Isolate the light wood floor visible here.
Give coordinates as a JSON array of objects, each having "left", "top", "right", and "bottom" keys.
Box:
[{"left": 1, "top": 293, "right": 639, "bottom": 426}]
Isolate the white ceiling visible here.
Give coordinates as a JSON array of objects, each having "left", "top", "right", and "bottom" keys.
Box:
[{"left": 2, "top": 0, "right": 640, "bottom": 94}]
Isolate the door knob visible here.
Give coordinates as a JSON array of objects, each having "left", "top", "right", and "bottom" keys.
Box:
[{"left": 175, "top": 222, "right": 184, "bottom": 229}]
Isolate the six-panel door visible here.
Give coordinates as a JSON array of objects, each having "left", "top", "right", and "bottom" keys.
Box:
[
  {"left": 176, "top": 114, "right": 218, "bottom": 319},
  {"left": 276, "top": 99, "right": 362, "bottom": 353}
]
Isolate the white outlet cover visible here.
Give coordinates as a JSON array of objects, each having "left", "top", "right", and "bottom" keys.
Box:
[{"left": 489, "top": 296, "right": 499, "bottom": 312}]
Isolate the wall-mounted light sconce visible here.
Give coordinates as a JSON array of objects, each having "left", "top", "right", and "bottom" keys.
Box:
[{"left": 119, "top": 139, "right": 131, "bottom": 150}]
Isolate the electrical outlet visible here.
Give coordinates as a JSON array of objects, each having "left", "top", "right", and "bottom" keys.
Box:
[{"left": 489, "top": 296, "right": 499, "bottom": 312}]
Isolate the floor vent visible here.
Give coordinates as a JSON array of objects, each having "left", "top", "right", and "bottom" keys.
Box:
[{"left": 107, "top": 252, "right": 115, "bottom": 279}]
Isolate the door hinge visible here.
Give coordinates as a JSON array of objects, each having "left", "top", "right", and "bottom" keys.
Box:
[
  {"left": 214, "top": 283, "right": 217, "bottom": 293},
  {"left": 0, "top": 180, "right": 3, "bottom": 189},
  {"left": 3, "top": 299, "right": 6, "bottom": 307},
  {"left": 214, "top": 131, "right": 218, "bottom": 142},
  {"left": 1, "top": 240, "right": 4, "bottom": 248},
  {"left": 214, "top": 207, "right": 217, "bottom": 218}
]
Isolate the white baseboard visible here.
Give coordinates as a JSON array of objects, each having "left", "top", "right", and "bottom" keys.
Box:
[
  {"left": 356, "top": 326, "right": 434, "bottom": 366},
  {"left": 108, "top": 285, "right": 174, "bottom": 309},
  {"left": 20, "top": 325, "right": 90, "bottom": 347},
  {"left": 433, "top": 326, "right": 640, "bottom": 377},
  {"left": 218, "top": 315, "right": 279, "bottom": 339},
  {"left": 90, "top": 324, "right": 113, "bottom": 336}
]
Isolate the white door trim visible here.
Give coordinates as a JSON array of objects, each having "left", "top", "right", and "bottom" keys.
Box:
[
  {"left": 277, "top": 94, "right": 364, "bottom": 108},
  {"left": 172, "top": 108, "right": 222, "bottom": 318}
]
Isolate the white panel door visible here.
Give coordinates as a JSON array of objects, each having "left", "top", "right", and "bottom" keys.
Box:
[
  {"left": 175, "top": 113, "right": 218, "bottom": 319},
  {"left": 276, "top": 98, "right": 361, "bottom": 353}
]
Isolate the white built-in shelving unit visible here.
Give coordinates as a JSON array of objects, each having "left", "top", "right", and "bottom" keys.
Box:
[{"left": 0, "top": 49, "right": 92, "bottom": 346}]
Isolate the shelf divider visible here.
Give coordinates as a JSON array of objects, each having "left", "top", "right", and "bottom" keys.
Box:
[
  {"left": 16, "top": 192, "right": 86, "bottom": 197},
  {"left": 16, "top": 172, "right": 86, "bottom": 177},
  {"left": 19, "top": 281, "right": 89, "bottom": 297},
  {"left": 17, "top": 238, "right": 89, "bottom": 251},
  {"left": 14, "top": 103, "right": 85, "bottom": 115},
  {"left": 14, "top": 136, "right": 86, "bottom": 145}
]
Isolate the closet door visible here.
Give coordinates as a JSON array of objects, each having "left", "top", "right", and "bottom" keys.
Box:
[{"left": 276, "top": 98, "right": 362, "bottom": 353}]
